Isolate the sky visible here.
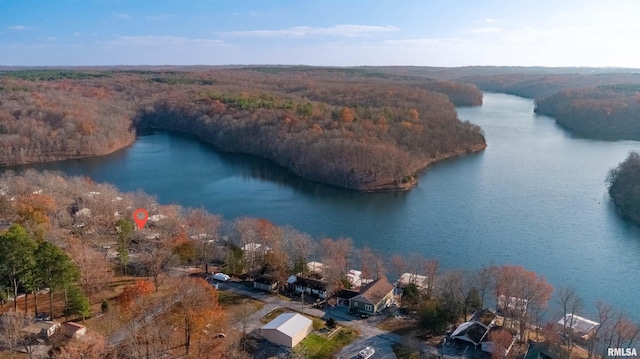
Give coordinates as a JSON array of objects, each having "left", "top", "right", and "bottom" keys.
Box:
[{"left": 1, "top": 0, "right": 640, "bottom": 67}]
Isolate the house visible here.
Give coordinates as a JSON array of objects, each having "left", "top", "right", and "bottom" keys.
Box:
[
  {"left": 260, "top": 313, "right": 313, "bottom": 348},
  {"left": 63, "top": 322, "right": 87, "bottom": 339},
  {"left": 22, "top": 321, "right": 60, "bottom": 339},
  {"left": 254, "top": 275, "right": 278, "bottom": 292},
  {"left": 287, "top": 275, "right": 329, "bottom": 298},
  {"left": 497, "top": 295, "right": 528, "bottom": 316},
  {"left": 148, "top": 214, "right": 167, "bottom": 223},
  {"left": 242, "top": 243, "right": 270, "bottom": 252},
  {"left": 397, "top": 272, "right": 429, "bottom": 290},
  {"left": 450, "top": 314, "right": 514, "bottom": 355},
  {"left": 350, "top": 277, "right": 394, "bottom": 315},
  {"left": 75, "top": 208, "right": 92, "bottom": 217},
  {"left": 346, "top": 269, "right": 363, "bottom": 288},
  {"left": 557, "top": 314, "right": 599, "bottom": 341},
  {"left": 450, "top": 321, "right": 489, "bottom": 346},
  {"left": 189, "top": 233, "right": 212, "bottom": 241},
  {"left": 306, "top": 261, "right": 326, "bottom": 275}
]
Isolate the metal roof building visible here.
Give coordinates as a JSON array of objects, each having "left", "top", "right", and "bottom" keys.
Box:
[{"left": 260, "top": 313, "right": 313, "bottom": 348}]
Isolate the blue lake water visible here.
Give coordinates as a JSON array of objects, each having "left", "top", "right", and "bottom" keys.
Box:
[{"left": 9, "top": 93, "right": 640, "bottom": 316}]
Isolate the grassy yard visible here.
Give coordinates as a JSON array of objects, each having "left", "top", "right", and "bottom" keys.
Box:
[
  {"left": 296, "top": 328, "right": 358, "bottom": 359},
  {"left": 218, "top": 291, "right": 260, "bottom": 307}
]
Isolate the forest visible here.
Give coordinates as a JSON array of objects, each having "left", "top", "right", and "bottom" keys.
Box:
[
  {"left": 607, "top": 151, "right": 640, "bottom": 223},
  {"left": 0, "top": 67, "right": 486, "bottom": 191},
  {"left": 535, "top": 86, "right": 640, "bottom": 139},
  {"left": 1, "top": 170, "right": 638, "bottom": 359}
]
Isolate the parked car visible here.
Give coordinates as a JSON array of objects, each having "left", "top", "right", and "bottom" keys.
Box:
[
  {"left": 357, "top": 346, "right": 375, "bottom": 359},
  {"left": 212, "top": 272, "right": 230, "bottom": 282},
  {"left": 35, "top": 312, "right": 52, "bottom": 321}
]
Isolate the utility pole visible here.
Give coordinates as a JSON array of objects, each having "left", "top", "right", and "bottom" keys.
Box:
[{"left": 301, "top": 292, "right": 304, "bottom": 314}]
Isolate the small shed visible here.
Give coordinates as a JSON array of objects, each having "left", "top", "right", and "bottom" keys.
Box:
[
  {"left": 260, "top": 313, "right": 313, "bottom": 348},
  {"left": 63, "top": 322, "right": 87, "bottom": 338}
]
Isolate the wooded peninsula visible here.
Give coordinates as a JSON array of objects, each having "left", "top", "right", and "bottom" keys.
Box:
[{"left": 0, "top": 67, "right": 486, "bottom": 191}]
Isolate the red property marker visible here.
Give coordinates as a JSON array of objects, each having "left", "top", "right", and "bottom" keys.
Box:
[{"left": 132, "top": 208, "right": 149, "bottom": 230}]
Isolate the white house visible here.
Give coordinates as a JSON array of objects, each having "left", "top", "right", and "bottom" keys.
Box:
[
  {"left": 397, "top": 272, "right": 429, "bottom": 290},
  {"left": 558, "top": 314, "right": 600, "bottom": 340},
  {"left": 347, "top": 269, "right": 362, "bottom": 288},
  {"left": 306, "top": 261, "right": 326, "bottom": 275},
  {"left": 260, "top": 313, "right": 313, "bottom": 348}
]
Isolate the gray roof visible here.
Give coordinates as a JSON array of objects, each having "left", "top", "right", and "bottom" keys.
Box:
[
  {"left": 261, "top": 313, "right": 312, "bottom": 339},
  {"left": 558, "top": 314, "right": 599, "bottom": 335}
]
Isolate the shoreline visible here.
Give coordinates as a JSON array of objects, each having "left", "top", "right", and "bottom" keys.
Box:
[
  {"left": 1, "top": 127, "right": 486, "bottom": 193},
  {"left": 0, "top": 135, "right": 137, "bottom": 168}
]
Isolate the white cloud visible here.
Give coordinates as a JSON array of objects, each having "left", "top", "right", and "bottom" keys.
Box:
[
  {"left": 107, "top": 35, "right": 224, "bottom": 47},
  {"left": 471, "top": 27, "right": 502, "bottom": 34},
  {"left": 115, "top": 13, "right": 130, "bottom": 19},
  {"left": 219, "top": 24, "right": 398, "bottom": 38},
  {"left": 485, "top": 18, "right": 496, "bottom": 23},
  {"left": 9, "top": 25, "right": 35, "bottom": 31},
  {"left": 145, "top": 14, "right": 174, "bottom": 21},
  {"left": 382, "top": 37, "right": 470, "bottom": 47}
]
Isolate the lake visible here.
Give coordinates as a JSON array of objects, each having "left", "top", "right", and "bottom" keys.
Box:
[{"left": 8, "top": 93, "right": 640, "bottom": 316}]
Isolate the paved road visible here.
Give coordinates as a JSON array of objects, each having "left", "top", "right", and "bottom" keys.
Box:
[{"left": 218, "top": 281, "right": 469, "bottom": 359}]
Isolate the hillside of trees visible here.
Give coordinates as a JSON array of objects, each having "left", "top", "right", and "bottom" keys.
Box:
[
  {"left": 535, "top": 85, "right": 640, "bottom": 139},
  {"left": 352, "top": 67, "right": 640, "bottom": 141},
  {"left": 607, "top": 151, "right": 640, "bottom": 223},
  {"left": 0, "top": 67, "right": 485, "bottom": 191},
  {"left": 446, "top": 70, "right": 640, "bottom": 140}
]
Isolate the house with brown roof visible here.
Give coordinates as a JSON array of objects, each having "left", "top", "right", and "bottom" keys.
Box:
[{"left": 349, "top": 277, "right": 394, "bottom": 315}]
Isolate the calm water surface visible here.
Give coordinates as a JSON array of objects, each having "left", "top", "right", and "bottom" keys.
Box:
[{"left": 9, "top": 93, "right": 640, "bottom": 315}]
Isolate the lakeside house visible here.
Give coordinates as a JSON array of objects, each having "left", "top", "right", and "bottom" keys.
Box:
[
  {"left": 349, "top": 277, "right": 394, "bottom": 315},
  {"left": 242, "top": 242, "right": 270, "bottom": 252},
  {"left": 287, "top": 275, "right": 329, "bottom": 299},
  {"left": 497, "top": 295, "right": 528, "bottom": 316},
  {"left": 260, "top": 313, "right": 313, "bottom": 348},
  {"left": 450, "top": 309, "right": 515, "bottom": 356},
  {"left": 306, "top": 261, "right": 326, "bottom": 275},
  {"left": 451, "top": 321, "right": 490, "bottom": 346},
  {"left": 557, "top": 314, "right": 600, "bottom": 341},
  {"left": 396, "top": 272, "right": 429, "bottom": 290}
]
